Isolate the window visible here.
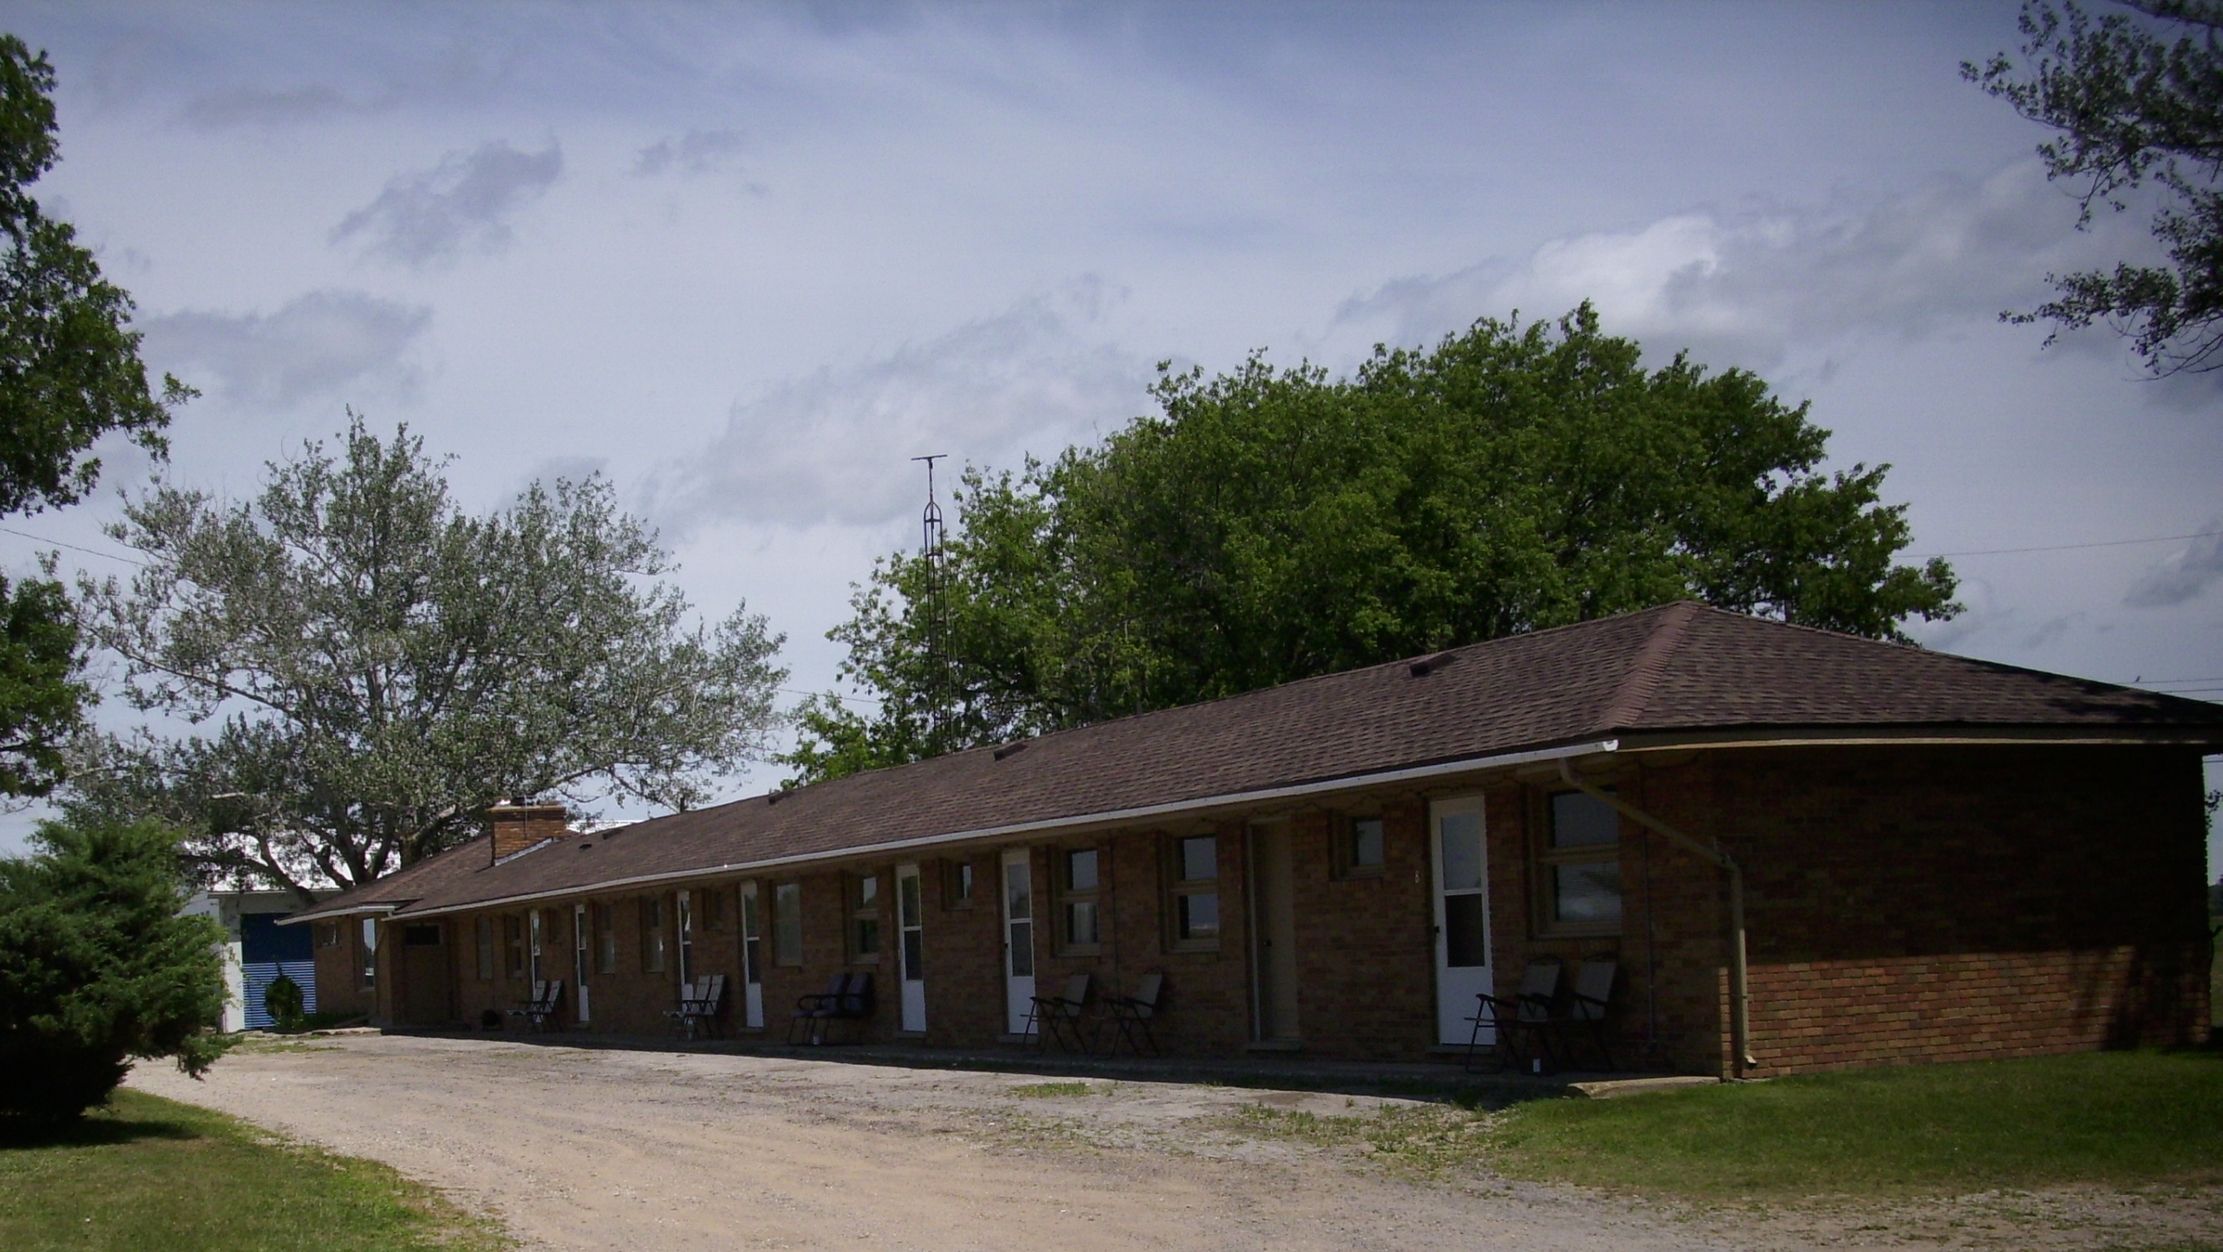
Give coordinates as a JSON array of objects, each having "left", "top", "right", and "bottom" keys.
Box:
[
  {"left": 1167, "top": 835, "right": 1220, "bottom": 951},
  {"left": 316, "top": 921, "right": 339, "bottom": 949},
  {"left": 503, "top": 914, "right": 526, "bottom": 978},
  {"left": 945, "top": 859, "right": 976, "bottom": 909},
  {"left": 528, "top": 909, "right": 545, "bottom": 982},
  {"left": 360, "top": 918, "right": 379, "bottom": 988},
  {"left": 1537, "top": 790, "right": 1622, "bottom": 935},
  {"left": 1059, "top": 847, "right": 1102, "bottom": 954},
  {"left": 640, "top": 896, "right": 668, "bottom": 973},
  {"left": 773, "top": 882, "right": 803, "bottom": 967},
  {"left": 676, "top": 890, "right": 696, "bottom": 985},
  {"left": 475, "top": 917, "right": 495, "bottom": 979},
  {"left": 593, "top": 903, "right": 617, "bottom": 974},
  {"left": 850, "top": 873, "right": 882, "bottom": 962},
  {"left": 1333, "top": 814, "right": 1387, "bottom": 879},
  {"left": 700, "top": 886, "right": 728, "bottom": 933}
]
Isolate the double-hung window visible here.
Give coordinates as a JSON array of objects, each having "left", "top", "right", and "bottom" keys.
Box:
[
  {"left": 593, "top": 902, "right": 618, "bottom": 974},
  {"left": 1537, "top": 790, "right": 1622, "bottom": 934},
  {"left": 1166, "top": 835, "right": 1220, "bottom": 952},
  {"left": 850, "top": 874, "right": 882, "bottom": 962},
  {"left": 640, "top": 897, "right": 668, "bottom": 973},
  {"left": 475, "top": 916, "right": 496, "bottom": 979},
  {"left": 773, "top": 882, "right": 803, "bottom": 967},
  {"left": 1060, "top": 848, "right": 1102, "bottom": 955},
  {"left": 503, "top": 914, "right": 526, "bottom": 979}
]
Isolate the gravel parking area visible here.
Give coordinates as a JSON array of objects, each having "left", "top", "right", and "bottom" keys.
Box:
[{"left": 129, "top": 1033, "right": 2221, "bottom": 1252}]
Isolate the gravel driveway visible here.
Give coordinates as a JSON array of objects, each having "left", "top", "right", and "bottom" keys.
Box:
[{"left": 128, "top": 1033, "right": 2219, "bottom": 1252}]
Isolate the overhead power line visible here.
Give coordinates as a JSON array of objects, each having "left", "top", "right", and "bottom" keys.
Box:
[
  {"left": 1910, "top": 529, "right": 2223, "bottom": 559},
  {"left": 0, "top": 525, "right": 147, "bottom": 568}
]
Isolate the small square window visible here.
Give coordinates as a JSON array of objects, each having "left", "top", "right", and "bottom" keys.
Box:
[
  {"left": 946, "top": 859, "right": 976, "bottom": 908},
  {"left": 1333, "top": 814, "right": 1387, "bottom": 879}
]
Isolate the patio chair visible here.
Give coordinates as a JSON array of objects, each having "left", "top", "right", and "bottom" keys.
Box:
[
  {"left": 1026, "top": 973, "right": 1093, "bottom": 1054},
  {"left": 790, "top": 972, "right": 875, "bottom": 1045},
  {"left": 664, "top": 974, "right": 728, "bottom": 1041},
  {"left": 1102, "top": 973, "right": 1165, "bottom": 1057},
  {"left": 1464, "top": 958, "right": 1561, "bottom": 1074},
  {"left": 508, "top": 979, "right": 564, "bottom": 1033},
  {"left": 1552, "top": 957, "right": 1618, "bottom": 1072}
]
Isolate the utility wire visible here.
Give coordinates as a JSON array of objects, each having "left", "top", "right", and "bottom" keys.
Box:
[
  {"left": 0, "top": 525, "right": 148, "bottom": 568},
  {"left": 1910, "top": 529, "right": 2223, "bottom": 559}
]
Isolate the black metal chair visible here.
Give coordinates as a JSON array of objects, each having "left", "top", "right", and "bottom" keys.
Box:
[
  {"left": 1103, "top": 973, "right": 1165, "bottom": 1056},
  {"left": 1026, "top": 973, "right": 1093, "bottom": 1054},
  {"left": 791, "top": 972, "right": 875, "bottom": 1045},
  {"left": 1552, "top": 957, "right": 1619, "bottom": 1071},
  {"left": 508, "top": 979, "right": 564, "bottom": 1033},
  {"left": 1464, "top": 958, "right": 1560, "bottom": 1073},
  {"left": 665, "top": 974, "right": 728, "bottom": 1041}
]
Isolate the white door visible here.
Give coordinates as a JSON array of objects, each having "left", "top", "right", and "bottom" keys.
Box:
[
  {"left": 1001, "top": 848, "right": 1036, "bottom": 1035},
  {"left": 572, "top": 903, "right": 591, "bottom": 1023},
  {"left": 528, "top": 909, "right": 544, "bottom": 984},
  {"left": 739, "top": 880, "right": 765, "bottom": 1029},
  {"left": 676, "top": 889, "right": 695, "bottom": 988},
  {"left": 897, "top": 862, "right": 926, "bottom": 1032},
  {"left": 1431, "top": 796, "right": 1493, "bottom": 1045}
]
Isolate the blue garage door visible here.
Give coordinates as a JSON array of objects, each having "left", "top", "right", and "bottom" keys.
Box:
[{"left": 240, "top": 912, "right": 317, "bottom": 1029}]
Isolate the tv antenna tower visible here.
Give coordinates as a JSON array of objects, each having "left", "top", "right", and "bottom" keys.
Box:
[{"left": 912, "top": 455, "right": 949, "bottom": 746}]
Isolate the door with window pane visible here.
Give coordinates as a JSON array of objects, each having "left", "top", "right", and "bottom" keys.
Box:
[
  {"left": 1001, "top": 848, "right": 1035, "bottom": 1035},
  {"left": 739, "top": 881, "right": 764, "bottom": 1029},
  {"left": 1430, "top": 796, "right": 1493, "bottom": 1045},
  {"left": 896, "top": 863, "right": 926, "bottom": 1032}
]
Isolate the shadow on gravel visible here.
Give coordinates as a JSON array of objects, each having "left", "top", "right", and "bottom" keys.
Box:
[{"left": 380, "top": 1025, "right": 1661, "bottom": 1111}]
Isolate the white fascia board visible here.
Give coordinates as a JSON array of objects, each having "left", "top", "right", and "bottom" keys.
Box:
[{"left": 394, "top": 738, "right": 1621, "bottom": 921}]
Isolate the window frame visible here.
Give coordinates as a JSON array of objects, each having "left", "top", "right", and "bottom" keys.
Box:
[
  {"left": 1164, "top": 833, "right": 1221, "bottom": 953},
  {"left": 1331, "top": 812, "right": 1388, "bottom": 880},
  {"left": 503, "top": 914, "right": 526, "bottom": 979},
  {"left": 639, "top": 895, "right": 668, "bottom": 974},
  {"left": 772, "top": 881, "right": 804, "bottom": 967},
  {"left": 849, "top": 872, "right": 883, "bottom": 964},
  {"left": 1058, "top": 845, "right": 1103, "bottom": 956},
  {"left": 592, "top": 901, "right": 618, "bottom": 974},
  {"left": 1533, "top": 788, "right": 1624, "bottom": 938},
  {"left": 944, "top": 858, "right": 977, "bottom": 910},
  {"left": 359, "top": 918, "right": 379, "bottom": 989},
  {"left": 475, "top": 916, "right": 496, "bottom": 980}
]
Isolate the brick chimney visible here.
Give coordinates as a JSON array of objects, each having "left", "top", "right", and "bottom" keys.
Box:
[{"left": 489, "top": 798, "right": 567, "bottom": 864}]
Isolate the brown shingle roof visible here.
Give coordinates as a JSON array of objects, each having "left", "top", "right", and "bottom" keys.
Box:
[{"left": 301, "top": 602, "right": 2223, "bottom": 920}]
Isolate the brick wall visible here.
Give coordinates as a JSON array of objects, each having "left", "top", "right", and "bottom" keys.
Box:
[{"left": 360, "top": 742, "right": 2211, "bottom": 1077}]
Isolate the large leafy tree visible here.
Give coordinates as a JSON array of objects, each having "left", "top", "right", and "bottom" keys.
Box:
[
  {"left": 0, "top": 35, "right": 190, "bottom": 796},
  {"left": 787, "top": 306, "right": 1958, "bottom": 784},
  {"left": 69, "top": 417, "right": 786, "bottom": 892},
  {"left": 0, "top": 816, "right": 228, "bottom": 1123},
  {"left": 1967, "top": 1, "right": 2223, "bottom": 372}
]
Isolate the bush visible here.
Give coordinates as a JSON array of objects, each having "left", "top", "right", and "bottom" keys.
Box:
[
  {"left": 0, "top": 817, "right": 230, "bottom": 1122},
  {"left": 262, "top": 973, "right": 305, "bottom": 1032}
]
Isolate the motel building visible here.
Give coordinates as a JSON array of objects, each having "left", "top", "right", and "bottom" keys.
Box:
[{"left": 286, "top": 603, "right": 2222, "bottom": 1077}]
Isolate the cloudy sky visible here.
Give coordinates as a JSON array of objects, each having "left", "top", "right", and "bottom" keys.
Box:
[{"left": 0, "top": 2, "right": 2218, "bottom": 864}]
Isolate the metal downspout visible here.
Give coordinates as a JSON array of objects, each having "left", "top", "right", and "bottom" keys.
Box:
[{"left": 1558, "top": 758, "right": 1757, "bottom": 1077}]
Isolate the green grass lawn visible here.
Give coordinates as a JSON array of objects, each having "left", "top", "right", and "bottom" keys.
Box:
[
  {"left": 0, "top": 1089, "right": 509, "bottom": 1251},
  {"left": 1485, "top": 1049, "right": 2223, "bottom": 1197}
]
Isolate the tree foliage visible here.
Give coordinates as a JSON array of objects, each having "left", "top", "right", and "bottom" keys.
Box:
[
  {"left": 0, "top": 36, "right": 191, "bottom": 798},
  {"left": 787, "top": 307, "right": 1959, "bottom": 784},
  {"left": 1968, "top": 1, "right": 2223, "bottom": 372},
  {"left": 0, "top": 816, "right": 228, "bottom": 1123},
  {"left": 69, "top": 417, "right": 787, "bottom": 891}
]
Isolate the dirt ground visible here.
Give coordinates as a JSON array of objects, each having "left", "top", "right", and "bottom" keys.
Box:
[{"left": 128, "top": 1033, "right": 2220, "bottom": 1252}]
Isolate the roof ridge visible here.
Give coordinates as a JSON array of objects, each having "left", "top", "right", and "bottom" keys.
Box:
[{"left": 1600, "top": 600, "right": 1699, "bottom": 730}]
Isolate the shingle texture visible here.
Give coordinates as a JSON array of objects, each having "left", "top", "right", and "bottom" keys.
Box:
[{"left": 298, "top": 602, "right": 2223, "bottom": 920}]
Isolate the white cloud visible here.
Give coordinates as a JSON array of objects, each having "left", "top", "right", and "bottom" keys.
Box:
[
  {"left": 648, "top": 281, "right": 1149, "bottom": 531},
  {"left": 2125, "top": 524, "right": 2223, "bottom": 607},
  {"left": 1338, "top": 161, "right": 2152, "bottom": 373},
  {"left": 333, "top": 140, "right": 563, "bottom": 267},
  {"left": 139, "top": 290, "right": 431, "bottom": 409}
]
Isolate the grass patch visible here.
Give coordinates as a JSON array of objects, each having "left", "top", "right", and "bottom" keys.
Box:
[
  {"left": 1486, "top": 1050, "right": 2223, "bottom": 1198},
  {"left": 1008, "top": 1081, "right": 1094, "bottom": 1098},
  {"left": 1224, "top": 1103, "right": 1484, "bottom": 1176},
  {"left": 0, "top": 1089, "right": 510, "bottom": 1251}
]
